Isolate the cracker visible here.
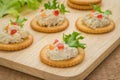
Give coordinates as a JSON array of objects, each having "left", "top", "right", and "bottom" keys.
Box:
[
  {"left": 40, "top": 45, "right": 85, "bottom": 68},
  {"left": 67, "top": 0, "right": 101, "bottom": 10},
  {"left": 30, "top": 18, "right": 69, "bottom": 33},
  {"left": 76, "top": 17, "right": 115, "bottom": 34},
  {"left": 69, "top": 0, "right": 102, "bottom": 5},
  {"left": 0, "top": 35, "right": 33, "bottom": 51}
]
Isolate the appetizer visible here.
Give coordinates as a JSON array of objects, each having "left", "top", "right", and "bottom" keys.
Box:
[
  {"left": 31, "top": 0, "right": 69, "bottom": 33},
  {"left": 40, "top": 32, "right": 86, "bottom": 68},
  {"left": 67, "top": 0, "right": 101, "bottom": 10},
  {"left": 0, "top": 16, "right": 33, "bottom": 51},
  {"left": 76, "top": 5, "right": 115, "bottom": 34}
]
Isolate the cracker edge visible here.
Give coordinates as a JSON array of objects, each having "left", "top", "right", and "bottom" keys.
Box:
[
  {"left": 40, "top": 45, "right": 85, "bottom": 68},
  {"left": 30, "top": 18, "right": 69, "bottom": 33},
  {"left": 76, "top": 17, "right": 115, "bottom": 34},
  {"left": 0, "top": 35, "right": 33, "bottom": 51},
  {"left": 67, "top": 0, "right": 101, "bottom": 10},
  {"left": 69, "top": 0, "right": 102, "bottom": 5}
]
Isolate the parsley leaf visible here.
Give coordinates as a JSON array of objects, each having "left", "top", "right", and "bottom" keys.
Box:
[
  {"left": 91, "top": 4, "right": 112, "bottom": 15},
  {"left": 10, "top": 16, "right": 27, "bottom": 28},
  {"left": 44, "top": 0, "right": 59, "bottom": 9},
  {"left": 63, "top": 32, "right": 86, "bottom": 49},
  {"left": 103, "top": 10, "right": 112, "bottom": 15},
  {"left": 59, "top": 4, "right": 70, "bottom": 14},
  {"left": 44, "top": 0, "right": 69, "bottom": 14}
]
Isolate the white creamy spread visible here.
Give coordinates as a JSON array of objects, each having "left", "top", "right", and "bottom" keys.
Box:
[
  {"left": 82, "top": 12, "right": 110, "bottom": 29},
  {"left": 0, "top": 24, "right": 29, "bottom": 44},
  {"left": 47, "top": 41, "right": 78, "bottom": 61},
  {"left": 37, "top": 10, "right": 65, "bottom": 27}
]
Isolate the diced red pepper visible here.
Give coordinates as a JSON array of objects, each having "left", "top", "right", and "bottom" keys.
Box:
[
  {"left": 53, "top": 39, "right": 59, "bottom": 44},
  {"left": 97, "top": 14, "right": 103, "bottom": 19},
  {"left": 57, "top": 43, "right": 64, "bottom": 50},
  {"left": 53, "top": 10, "right": 59, "bottom": 16},
  {"left": 10, "top": 29, "right": 17, "bottom": 35}
]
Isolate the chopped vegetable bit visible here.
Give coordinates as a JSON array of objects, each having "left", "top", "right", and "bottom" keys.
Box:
[
  {"left": 5, "top": 25, "right": 9, "bottom": 32},
  {"left": 57, "top": 43, "right": 64, "bottom": 50},
  {"left": 53, "top": 39, "right": 59, "bottom": 44},
  {"left": 44, "top": 0, "right": 69, "bottom": 14},
  {"left": 53, "top": 10, "right": 59, "bottom": 16},
  {"left": 40, "top": 12, "right": 47, "bottom": 17},
  {"left": 49, "top": 45, "right": 54, "bottom": 50},
  {"left": 11, "top": 29, "right": 17, "bottom": 35},
  {"left": 97, "top": 14, "right": 103, "bottom": 19},
  {"left": 91, "top": 10, "right": 95, "bottom": 12},
  {"left": 63, "top": 32, "right": 86, "bottom": 49},
  {"left": 91, "top": 4, "right": 112, "bottom": 15}
]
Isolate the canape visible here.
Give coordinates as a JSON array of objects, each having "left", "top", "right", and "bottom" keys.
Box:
[
  {"left": 76, "top": 5, "right": 115, "bottom": 34},
  {"left": 31, "top": 0, "right": 69, "bottom": 33},
  {"left": 0, "top": 16, "right": 33, "bottom": 51},
  {"left": 40, "top": 32, "right": 86, "bottom": 68}
]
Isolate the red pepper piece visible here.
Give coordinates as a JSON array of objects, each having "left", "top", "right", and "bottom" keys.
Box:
[
  {"left": 53, "top": 10, "right": 59, "bottom": 16},
  {"left": 57, "top": 43, "right": 64, "bottom": 50},
  {"left": 11, "top": 29, "right": 17, "bottom": 35},
  {"left": 53, "top": 39, "right": 59, "bottom": 44},
  {"left": 97, "top": 14, "right": 103, "bottom": 19}
]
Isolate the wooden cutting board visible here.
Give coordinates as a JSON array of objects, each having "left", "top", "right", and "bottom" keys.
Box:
[{"left": 0, "top": 0, "right": 120, "bottom": 80}]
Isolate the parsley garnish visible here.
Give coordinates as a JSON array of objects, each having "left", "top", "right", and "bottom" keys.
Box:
[
  {"left": 91, "top": 4, "right": 112, "bottom": 15},
  {"left": 10, "top": 16, "right": 27, "bottom": 28},
  {"left": 63, "top": 32, "right": 86, "bottom": 49},
  {"left": 44, "top": 0, "right": 69, "bottom": 14}
]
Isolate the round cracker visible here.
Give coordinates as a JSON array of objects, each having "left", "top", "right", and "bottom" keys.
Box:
[
  {"left": 30, "top": 18, "right": 69, "bottom": 33},
  {"left": 67, "top": 0, "right": 101, "bottom": 10},
  {"left": 69, "top": 0, "right": 102, "bottom": 5},
  {"left": 0, "top": 35, "right": 33, "bottom": 51},
  {"left": 40, "top": 45, "right": 85, "bottom": 68},
  {"left": 76, "top": 17, "right": 115, "bottom": 34}
]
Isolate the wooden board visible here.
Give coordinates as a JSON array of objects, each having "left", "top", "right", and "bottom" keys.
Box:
[{"left": 0, "top": 0, "right": 120, "bottom": 80}]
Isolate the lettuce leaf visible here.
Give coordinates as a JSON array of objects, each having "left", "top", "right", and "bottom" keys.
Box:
[{"left": 0, "top": 0, "right": 42, "bottom": 18}]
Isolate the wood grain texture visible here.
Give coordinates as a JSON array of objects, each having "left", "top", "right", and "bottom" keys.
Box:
[{"left": 0, "top": 0, "right": 120, "bottom": 80}]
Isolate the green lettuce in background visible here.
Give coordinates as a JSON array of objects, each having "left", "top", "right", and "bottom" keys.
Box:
[{"left": 0, "top": 0, "right": 42, "bottom": 18}]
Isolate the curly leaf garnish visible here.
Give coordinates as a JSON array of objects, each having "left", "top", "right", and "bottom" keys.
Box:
[
  {"left": 44, "top": 0, "right": 69, "bottom": 14},
  {"left": 63, "top": 32, "right": 86, "bottom": 49},
  {"left": 91, "top": 4, "right": 112, "bottom": 15}
]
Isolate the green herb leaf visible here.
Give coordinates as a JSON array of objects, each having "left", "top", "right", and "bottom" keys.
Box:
[
  {"left": 91, "top": 4, "right": 102, "bottom": 13},
  {"left": 63, "top": 32, "right": 86, "bottom": 49},
  {"left": 103, "top": 10, "right": 112, "bottom": 15},
  {"left": 91, "top": 4, "right": 112, "bottom": 15},
  {"left": 10, "top": 16, "right": 27, "bottom": 27},
  {"left": 59, "top": 4, "right": 69, "bottom": 14},
  {"left": 44, "top": 0, "right": 69, "bottom": 14}
]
